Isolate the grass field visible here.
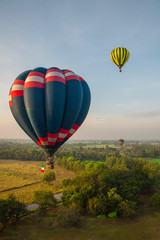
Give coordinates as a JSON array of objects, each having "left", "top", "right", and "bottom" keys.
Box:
[
  {"left": 83, "top": 144, "right": 116, "bottom": 148},
  {"left": 84, "top": 144, "right": 107, "bottom": 148},
  {"left": 0, "top": 159, "right": 75, "bottom": 203}
]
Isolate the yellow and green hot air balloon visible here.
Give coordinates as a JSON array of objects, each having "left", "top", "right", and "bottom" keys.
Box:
[{"left": 110, "top": 47, "right": 130, "bottom": 72}]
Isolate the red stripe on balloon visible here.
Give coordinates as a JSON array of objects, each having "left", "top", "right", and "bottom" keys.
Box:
[
  {"left": 48, "top": 133, "right": 58, "bottom": 145},
  {"left": 63, "top": 70, "right": 83, "bottom": 81},
  {"left": 13, "top": 80, "right": 25, "bottom": 85},
  {"left": 72, "top": 124, "right": 79, "bottom": 130},
  {"left": 57, "top": 137, "right": 64, "bottom": 142},
  {"left": 9, "top": 101, "right": 12, "bottom": 107},
  {"left": 79, "top": 77, "right": 85, "bottom": 81},
  {"left": 47, "top": 133, "right": 58, "bottom": 138},
  {"left": 11, "top": 91, "right": 23, "bottom": 97},
  {"left": 36, "top": 141, "right": 42, "bottom": 146},
  {"left": 48, "top": 141, "right": 56, "bottom": 146},
  {"left": 39, "top": 137, "right": 48, "bottom": 142},
  {"left": 28, "top": 71, "right": 45, "bottom": 78},
  {"left": 63, "top": 70, "right": 72, "bottom": 74},
  {"left": 9, "top": 90, "right": 12, "bottom": 106},
  {"left": 59, "top": 128, "right": 69, "bottom": 134},
  {"left": 57, "top": 128, "right": 70, "bottom": 142},
  {"left": 66, "top": 133, "right": 72, "bottom": 138},
  {"left": 66, "top": 124, "right": 79, "bottom": 138},
  {"left": 24, "top": 82, "right": 44, "bottom": 88},
  {"left": 45, "top": 76, "right": 66, "bottom": 84},
  {"left": 47, "top": 69, "right": 63, "bottom": 74},
  {"left": 65, "top": 75, "right": 80, "bottom": 81}
]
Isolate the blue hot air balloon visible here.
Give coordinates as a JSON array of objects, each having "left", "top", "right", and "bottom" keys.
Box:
[{"left": 9, "top": 67, "right": 91, "bottom": 160}]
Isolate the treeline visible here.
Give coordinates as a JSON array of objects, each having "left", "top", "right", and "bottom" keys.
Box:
[
  {"left": 57, "top": 143, "right": 160, "bottom": 159},
  {"left": 0, "top": 141, "right": 113, "bottom": 162},
  {"left": 54, "top": 145, "right": 110, "bottom": 162},
  {"left": 54, "top": 150, "right": 160, "bottom": 174},
  {"left": 129, "top": 144, "right": 160, "bottom": 158},
  {"left": 0, "top": 142, "right": 44, "bottom": 161},
  {"left": 1, "top": 141, "right": 160, "bottom": 162}
]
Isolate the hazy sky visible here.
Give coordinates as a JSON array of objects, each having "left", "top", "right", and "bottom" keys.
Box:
[{"left": 0, "top": 0, "right": 160, "bottom": 140}]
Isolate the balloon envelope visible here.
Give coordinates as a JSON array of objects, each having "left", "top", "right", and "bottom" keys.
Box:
[
  {"left": 110, "top": 47, "right": 130, "bottom": 72},
  {"left": 118, "top": 139, "right": 124, "bottom": 146},
  {"left": 9, "top": 67, "right": 91, "bottom": 158}
]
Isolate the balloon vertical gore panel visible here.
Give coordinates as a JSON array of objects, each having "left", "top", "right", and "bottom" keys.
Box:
[{"left": 9, "top": 67, "right": 91, "bottom": 158}]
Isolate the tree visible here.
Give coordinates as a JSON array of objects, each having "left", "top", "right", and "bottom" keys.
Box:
[
  {"left": 33, "top": 190, "right": 57, "bottom": 210},
  {"left": 0, "top": 195, "right": 27, "bottom": 229},
  {"left": 42, "top": 171, "right": 56, "bottom": 184}
]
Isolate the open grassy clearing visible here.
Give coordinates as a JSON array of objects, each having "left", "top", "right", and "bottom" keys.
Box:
[
  {"left": 0, "top": 159, "right": 75, "bottom": 203},
  {"left": 1, "top": 210, "right": 160, "bottom": 240},
  {"left": 0, "top": 174, "right": 36, "bottom": 192},
  {"left": 83, "top": 144, "right": 117, "bottom": 148},
  {"left": 0, "top": 160, "right": 45, "bottom": 180},
  {"left": 146, "top": 158, "right": 160, "bottom": 166},
  {"left": 84, "top": 144, "right": 107, "bottom": 148}
]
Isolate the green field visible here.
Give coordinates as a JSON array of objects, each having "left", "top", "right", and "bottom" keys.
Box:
[
  {"left": 83, "top": 144, "right": 116, "bottom": 148},
  {"left": 146, "top": 158, "right": 160, "bottom": 166},
  {"left": 0, "top": 159, "right": 75, "bottom": 203}
]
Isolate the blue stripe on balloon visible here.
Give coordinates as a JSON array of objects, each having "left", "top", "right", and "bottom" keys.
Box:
[
  {"left": 74, "top": 80, "right": 91, "bottom": 126},
  {"left": 10, "top": 70, "right": 40, "bottom": 143},
  {"left": 11, "top": 97, "right": 39, "bottom": 143},
  {"left": 24, "top": 88, "right": 47, "bottom": 139},
  {"left": 62, "top": 80, "right": 91, "bottom": 144},
  {"left": 60, "top": 78, "right": 83, "bottom": 130},
  {"left": 24, "top": 68, "right": 47, "bottom": 139},
  {"left": 45, "top": 79, "right": 66, "bottom": 134}
]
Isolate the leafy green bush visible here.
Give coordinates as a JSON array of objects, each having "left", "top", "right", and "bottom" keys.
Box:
[
  {"left": 118, "top": 200, "right": 137, "bottom": 218},
  {"left": 106, "top": 187, "right": 122, "bottom": 212},
  {"left": 0, "top": 195, "right": 27, "bottom": 229},
  {"left": 87, "top": 194, "right": 107, "bottom": 215},
  {"left": 108, "top": 211, "right": 117, "bottom": 218},
  {"left": 97, "top": 214, "right": 106, "bottom": 220},
  {"left": 62, "top": 189, "right": 75, "bottom": 206},
  {"left": 62, "top": 178, "right": 72, "bottom": 187},
  {"left": 70, "top": 184, "right": 96, "bottom": 209},
  {"left": 85, "top": 161, "right": 94, "bottom": 171},
  {"left": 42, "top": 171, "right": 56, "bottom": 184},
  {"left": 88, "top": 217, "right": 95, "bottom": 222},
  {"left": 33, "top": 190, "right": 57, "bottom": 210},
  {"left": 48, "top": 217, "right": 54, "bottom": 226},
  {"left": 149, "top": 193, "right": 160, "bottom": 208},
  {"left": 57, "top": 206, "right": 81, "bottom": 227},
  {"left": 36, "top": 217, "right": 41, "bottom": 223},
  {"left": 8, "top": 231, "right": 15, "bottom": 237}
]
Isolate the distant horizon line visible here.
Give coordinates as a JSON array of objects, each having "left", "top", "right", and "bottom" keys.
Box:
[{"left": 1, "top": 138, "right": 160, "bottom": 142}]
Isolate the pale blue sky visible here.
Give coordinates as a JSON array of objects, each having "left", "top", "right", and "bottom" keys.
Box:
[{"left": 0, "top": 0, "right": 160, "bottom": 140}]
